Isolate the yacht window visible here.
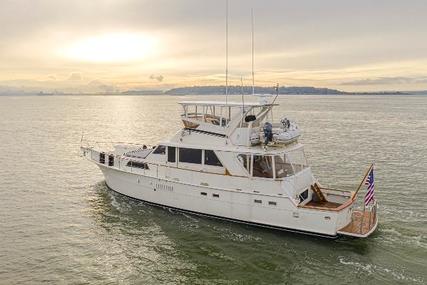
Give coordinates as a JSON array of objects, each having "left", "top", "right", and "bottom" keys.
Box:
[
  {"left": 99, "top": 152, "right": 105, "bottom": 164},
  {"left": 204, "top": 150, "right": 223, "bottom": 167},
  {"left": 153, "top": 145, "right": 166, "bottom": 155},
  {"left": 237, "top": 154, "right": 251, "bottom": 174},
  {"left": 179, "top": 148, "right": 202, "bottom": 164},
  {"left": 274, "top": 155, "right": 294, "bottom": 178},
  {"left": 253, "top": 155, "right": 274, "bottom": 178},
  {"left": 127, "top": 161, "right": 149, "bottom": 169},
  {"left": 299, "top": 189, "right": 309, "bottom": 203},
  {"left": 168, "top": 147, "right": 176, "bottom": 162},
  {"left": 108, "top": 154, "right": 114, "bottom": 166},
  {"left": 220, "top": 118, "right": 228, "bottom": 127},
  {"left": 286, "top": 149, "right": 308, "bottom": 174}
]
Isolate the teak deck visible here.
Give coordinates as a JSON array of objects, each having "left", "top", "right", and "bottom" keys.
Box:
[
  {"left": 339, "top": 210, "right": 377, "bottom": 236},
  {"left": 305, "top": 200, "right": 341, "bottom": 209}
]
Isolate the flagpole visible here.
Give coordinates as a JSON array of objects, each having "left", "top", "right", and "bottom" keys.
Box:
[
  {"left": 353, "top": 163, "right": 374, "bottom": 201},
  {"left": 251, "top": 8, "right": 255, "bottom": 96},
  {"left": 225, "top": 0, "right": 229, "bottom": 104},
  {"left": 356, "top": 163, "right": 374, "bottom": 234}
]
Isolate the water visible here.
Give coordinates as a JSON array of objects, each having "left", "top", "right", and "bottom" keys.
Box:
[{"left": 0, "top": 95, "right": 426, "bottom": 284}]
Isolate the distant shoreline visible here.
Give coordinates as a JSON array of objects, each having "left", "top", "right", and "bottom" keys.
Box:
[
  {"left": 1, "top": 85, "right": 425, "bottom": 96},
  {"left": 1, "top": 93, "right": 425, "bottom": 97}
]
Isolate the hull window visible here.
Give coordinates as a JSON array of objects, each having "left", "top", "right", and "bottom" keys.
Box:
[
  {"left": 254, "top": 199, "right": 262, "bottom": 204},
  {"left": 204, "top": 150, "right": 223, "bottom": 167},
  {"left": 179, "top": 148, "right": 202, "bottom": 164},
  {"left": 108, "top": 154, "right": 114, "bottom": 166},
  {"left": 213, "top": 193, "right": 219, "bottom": 198}
]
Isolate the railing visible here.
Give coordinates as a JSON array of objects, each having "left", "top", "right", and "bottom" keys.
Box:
[
  {"left": 84, "top": 147, "right": 157, "bottom": 177},
  {"left": 359, "top": 200, "right": 378, "bottom": 234},
  {"left": 80, "top": 136, "right": 152, "bottom": 153}
]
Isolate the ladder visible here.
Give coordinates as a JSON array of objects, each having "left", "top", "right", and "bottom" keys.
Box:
[{"left": 311, "top": 183, "right": 327, "bottom": 202}]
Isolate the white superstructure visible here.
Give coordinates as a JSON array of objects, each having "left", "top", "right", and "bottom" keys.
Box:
[{"left": 82, "top": 100, "right": 378, "bottom": 238}]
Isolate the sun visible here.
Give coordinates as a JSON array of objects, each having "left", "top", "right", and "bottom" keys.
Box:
[{"left": 62, "top": 33, "right": 156, "bottom": 63}]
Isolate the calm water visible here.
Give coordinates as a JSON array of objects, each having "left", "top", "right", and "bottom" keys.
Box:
[{"left": 0, "top": 95, "right": 426, "bottom": 284}]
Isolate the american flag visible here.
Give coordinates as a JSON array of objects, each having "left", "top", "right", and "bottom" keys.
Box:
[{"left": 364, "top": 166, "right": 375, "bottom": 206}]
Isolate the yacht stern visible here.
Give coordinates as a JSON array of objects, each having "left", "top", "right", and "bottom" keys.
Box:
[{"left": 337, "top": 201, "right": 378, "bottom": 238}]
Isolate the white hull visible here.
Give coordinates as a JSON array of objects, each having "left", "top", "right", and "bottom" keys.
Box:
[
  {"left": 82, "top": 99, "right": 378, "bottom": 238},
  {"left": 99, "top": 164, "right": 351, "bottom": 237}
]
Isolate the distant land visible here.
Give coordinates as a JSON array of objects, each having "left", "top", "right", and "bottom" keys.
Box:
[
  {"left": 163, "top": 86, "right": 411, "bottom": 95},
  {"left": 0, "top": 85, "right": 425, "bottom": 96}
]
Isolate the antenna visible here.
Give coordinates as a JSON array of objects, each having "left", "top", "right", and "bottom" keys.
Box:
[
  {"left": 240, "top": 76, "right": 245, "bottom": 111},
  {"left": 240, "top": 76, "right": 245, "bottom": 126},
  {"left": 271, "top": 83, "right": 280, "bottom": 105},
  {"left": 225, "top": 0, "right": 229, "bottom": 104},
  {"left": 251, "top": 8, "right": 255, "bottom": 96}
]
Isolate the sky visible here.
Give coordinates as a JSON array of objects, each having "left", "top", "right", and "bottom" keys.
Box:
[{"left": 1, "top": 0, "right": 427, "bottom": 93}]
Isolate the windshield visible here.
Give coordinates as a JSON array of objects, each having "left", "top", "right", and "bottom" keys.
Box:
[
  {"left": 275, "top": 148, "right": 308, "bottom": 178},
  {"left": 237, "top": 148, "right": 308, "bottom": 179}
]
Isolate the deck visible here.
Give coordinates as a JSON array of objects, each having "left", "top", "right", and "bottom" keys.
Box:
[
  {"left": 338, "top": 209, "right": 378, "bottom": 237},
  {"left": 305, "top": 201, "right": 341, "bottom": 209}
]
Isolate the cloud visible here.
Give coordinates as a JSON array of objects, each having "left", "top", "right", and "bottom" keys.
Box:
[
  {"left": 340, "top": 76, "right": 427, "bottom": 86},
  {"left": 149, "top": 74, "right": 164, "bottom": 82},
  {"left": 68, "top": 72, "right": 82, "bottom": 81},
  {"left": 1, "top": 1, "right": 427, "bottom": 92}
]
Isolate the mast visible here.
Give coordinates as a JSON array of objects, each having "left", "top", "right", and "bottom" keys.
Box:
[
  {"left": 225, "top": 0, "right": 229, "bottom": 104},
  {"left": 240, "top": 76, "right": 245, "bottom": 126},
  {"left": 241, "top": 76, "right": 245, "bottom": 111},
  {"left": 251, "top": 8, "right": 255, "bottom": 96}
]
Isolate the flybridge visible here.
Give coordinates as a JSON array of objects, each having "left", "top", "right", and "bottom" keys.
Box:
[{"left": 179, "top": 100, "right": 299, "bottom": 147}]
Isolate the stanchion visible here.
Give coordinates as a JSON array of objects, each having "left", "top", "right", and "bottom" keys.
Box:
[{"left": 359, "top": 204, "right": 365, "bottom": 234}]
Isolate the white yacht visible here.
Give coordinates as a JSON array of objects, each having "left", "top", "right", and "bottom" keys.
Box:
[{"left": 82, "top": 99, "right": 378, "bottom": 238}]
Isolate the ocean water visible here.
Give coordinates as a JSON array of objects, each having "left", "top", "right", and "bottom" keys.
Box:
[{"left": 0, "top": 94, "right": 426, "bottom": 284}]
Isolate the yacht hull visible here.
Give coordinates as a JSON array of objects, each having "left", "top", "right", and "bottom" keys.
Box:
[{"left": 98, "top": 164, "right": 347, "bottom": 238}]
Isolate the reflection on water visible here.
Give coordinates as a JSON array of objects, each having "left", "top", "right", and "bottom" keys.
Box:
[
  {"left": 0, "top": 95, "right": 425, "bottom": 284},
  {"left": 86, "top": 181, "right": 386, "bottom": 284}
]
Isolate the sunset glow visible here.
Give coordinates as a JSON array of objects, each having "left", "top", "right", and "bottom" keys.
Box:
[
  {"left": 0, "top": 0, "right": 427, "bottom": 93},
  {"left": 62, "top": 33, "right": 156, "bottom": 63}
]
